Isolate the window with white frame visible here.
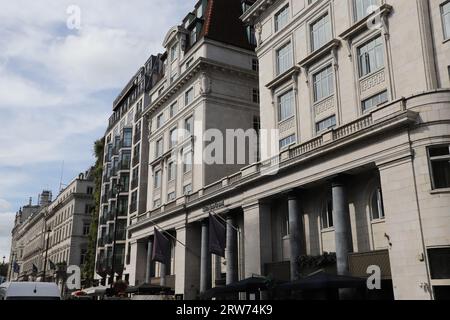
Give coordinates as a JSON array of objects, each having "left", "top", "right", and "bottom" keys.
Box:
[
  {"left": 316, "top": 115, "right": 336, "bottom": 132},
  {"left": 278, "top": 89, "right": 294, "bottom": 122},
  {"left": 276, "top": 42, "right": 293, "bottom": 75},
  {"left": 170, "top": 102, "right": 177, "bottom": 118},
  {"left": 170, "top": 44, "right": 178, "bottom": 61},
  {"left": 428, "top": 145, "right": 450, "bottom": 189},
  {"left": 313, "top": 65, "right": 334, "bottom": 102},
  {"left": 167, "top": 161, "right": 176, "bottom": 181},
  {"left": 362, "top": 90, "right": 388, "bottom": 112},
  {"left": 183, "top": 151, "right": 193, "bottom": 173},
  {"left": 185, "top": 87, "right": 194, "bottom": 106},
  {"left": 358, "top": 36, "right": 384, "bottom": 77},
  {"left": 311, "top": 14, "right": 332, "bottom": 51},
  {"left": 275, "top": 5, "right": 289, "bottom": 32},
  {"left": 170, "top": 127, "right": 178, "bottom": 148},
  {"left": 442, "top": 1, "right": 450, "bottom": 40},
  {"left": 279, "top": 134, "right": 296, "bottom": 149},
  {"left": 156, "top": 113, "right": 164, "bottom": 129},
  {"left": 154, "top": 169, "right": 162, "bottom": 189},
  {"left": 155, "top": 139, "right": 163, "bottom": 158},
  {"left": 354, "top": 0, "right": 378, "bottom": 21},
  {"left": 370, "top": 187, "right": 385, "bottom": 220},
  {"left": 321, "top": 199, "right": 333, "bottom": 229},
  {"left": 185, "top": 116, "right": 193, "bottom": 137}
]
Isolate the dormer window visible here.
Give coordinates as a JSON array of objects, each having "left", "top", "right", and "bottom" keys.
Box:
[
  {"left": 190, "top": 27, "right": 197, "bottom": 46},
  {"left": 170, "top": 44, "right": 178, "bottom": 61}
]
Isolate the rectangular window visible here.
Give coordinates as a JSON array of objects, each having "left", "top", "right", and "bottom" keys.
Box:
[
  {"left": 168, "top": 161, "right": 176, "bottom": 181},
  {"left": 275, "top": 5, "right": 289, "bottom": 32},
  {"left": 313, "top": 65, "right": 334, "bottom": 102},
  {"left": 170, "top": 44, "right": 178, "bottom": 61},
  {"left": 279, "top": 134, "right": 296, "bottom": 149},
  {"left": 316, "top": 115, "right": 336, "bottom": 132},
  {"left": 276, "top": 42, "right": 293, "bottom": 75},
  {"left": 252, "top": 88, "right": 260, "bottom": 103},
  {"left": 311, "top": 14, "right": 332, "bottom": 51},
  {"left": 442, "top": 1, "right": 450, "bottom": 40},
  {"left": 170, "top": 128, "right": 178, "bottom": 148},
  {"left": 354, "top": 0, "right": 378, "bottom": 21},
  {"left": 154, "top": 170, "right": 162, "bottom": 189},
  {"left": 183, "top": 152, "right": 193, "bottom": 173},
  {"left": 170, "top": 102, "right": 178, "bottom": 118},
  {"left": 156, "top": 113, "right": 164, "bottom": 129},
  {"left": 87, "top": 187, "right": 93, "bottom": 195},
  {"left": 428, "top": 145, "right": 450, "bottom": 189},
  {"left": 278, "top": 90, "right": 294, "bottom": 122},
  {"left": 362, "top": 90, "right": 388, "bottom": 112},
  {"left": 358, "top": 36, "right": 384, "bottom": 77},
  {"left": 247, "top": 26, "right": 257, "bottom": 46},
  {"left": 183, "top": 184, "right": 193, "bottom": 195},
  {"left": 252, "top": 59, "right": 259, "bottom": 72},
  {"left": 122, "top": 128, "right": 132, "bottom": 148},
  {"left": 155, "top": 139, "right": 163, "bottom": 158},
  {"left": 83, "top": 223, "right": 90, "bottom": 236},
  {"left": 185, "top": 87, "right": 194, "bottom": 106},
  {"left": 130, "top": 191, "right": 138, "bottom": 213},
  {"left": 167, "top": 192, "right": 176, "bottom": 202},
  {"left": 428, "top": 248, "right": 450, "bottom": 279},
  {"left": 321, "top": 200, "right": 334, "bottom": 229},
  {"left": 185, "top": 116, "right": 194, "bottom": 136}
]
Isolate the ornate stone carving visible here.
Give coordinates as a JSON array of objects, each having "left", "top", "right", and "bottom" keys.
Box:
[
  {"left": 199, "top": 72, "right": 211, "bottom": 95},
  {"left": 314, "top": 96, "right": 335, "bottom": 116},
  {"left": 360, "top": 69, "right": 385, "bottom": 93}
]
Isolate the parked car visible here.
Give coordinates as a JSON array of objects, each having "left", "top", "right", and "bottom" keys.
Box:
[{"left": 0, "top": 282, "right": 61, "bottom": 300}]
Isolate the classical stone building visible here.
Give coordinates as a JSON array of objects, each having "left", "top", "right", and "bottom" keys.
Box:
[
  {"left": 117, "top": 0, "right": 450, "bottom": 300},
  {"left": 94, "top": 0, "right": 260, "bottom": 287},
  {"left": 8, "top": 172, "right": 95, "bottom": 283}
]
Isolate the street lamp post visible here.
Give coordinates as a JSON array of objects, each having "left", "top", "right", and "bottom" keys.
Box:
[
  {"left": 110, "top": 183, "right": 122, "bottom": 289},
  {"left": 42, "top": 228, "right": 51, "bottom": 282}
]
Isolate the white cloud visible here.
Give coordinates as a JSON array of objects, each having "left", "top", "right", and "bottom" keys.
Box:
[{"left": 0, "top": 0, "right": 196, "bottom": 260}]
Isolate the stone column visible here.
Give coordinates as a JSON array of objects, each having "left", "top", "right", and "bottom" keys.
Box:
[
  {"left": 243, "top": 202, "right": 272, "bottom": 278},
  {"left": 287, "top": 193, "right": 302, "bottom": 281},
  {"left": 145, "top": 238, "right": 153, "bottom": 284},
  {"left": 199, "top": 220, "right": 211, "bottom": 293},
  {"left": 226, "top": 215, "right": 238, "bottom": 284},
  {"left": 331, "top": 179, "right": 353, "bottom": 276}
]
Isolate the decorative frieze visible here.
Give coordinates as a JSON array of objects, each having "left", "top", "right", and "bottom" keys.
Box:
[{"left": 360, "top": 69, "right": 386, "bottom": 93}]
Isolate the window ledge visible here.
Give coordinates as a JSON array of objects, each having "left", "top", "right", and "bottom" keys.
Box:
[
  {"left": 299, "top": 39, "right": 340, "bottom": 70},
  {"left": 430, "top": 188, "right": 450, "bottom": 195},
  {"left": 321, "top": 227, "right": 335, "bottom": 233},
  {"left": 339, "top": 4, "right": 393, "bottom": 41},
  {"left": 266, "top": 66, "right": 300, "bottom": 90},
  {"left": 371, "top": 218, "right": 385, "bottom": 225}
]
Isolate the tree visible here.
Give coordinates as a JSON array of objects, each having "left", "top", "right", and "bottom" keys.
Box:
[{"left": 82, "top": 137, "right": 105, "bottom": 287}]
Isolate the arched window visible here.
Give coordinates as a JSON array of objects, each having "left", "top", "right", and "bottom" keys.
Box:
[{"left": 370, "top": 187, "right": 385, "bottom": 220}]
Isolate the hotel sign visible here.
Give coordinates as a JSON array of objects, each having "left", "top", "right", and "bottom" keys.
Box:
[{"left": 202, "top": 200, "right": 225, "bottom": 212}]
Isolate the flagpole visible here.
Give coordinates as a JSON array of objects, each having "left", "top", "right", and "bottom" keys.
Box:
[
  {"left": 145, "top": 217, "right": 200, "bottom": 259},
  {"left": 210, "top": 210, "right": 241, "bottom": 233}
]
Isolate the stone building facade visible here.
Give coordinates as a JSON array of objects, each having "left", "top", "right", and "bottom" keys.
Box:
[
  {"left": 8, "top": 173, "right": 94, "bottom": 283},
  {"left": 118, "top": 0, "right": 450, "bottom": 300},
  {"left": 94, "top": 0, "right": 260, "bottom": 287}
]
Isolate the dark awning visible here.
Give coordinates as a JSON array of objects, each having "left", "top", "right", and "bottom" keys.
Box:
[
  {"left": 202, "top": 276, "right": 275, "bottom": 299},
  {"left": 276, "top": 271, "right": 366, "bottom": 291},
  {"left": 125, "top": 283, "right": 174, "bottom": 295}
]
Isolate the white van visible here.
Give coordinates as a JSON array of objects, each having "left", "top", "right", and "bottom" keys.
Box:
[{"left": 0, "top": 282, "right": 61, "bottom": 300}]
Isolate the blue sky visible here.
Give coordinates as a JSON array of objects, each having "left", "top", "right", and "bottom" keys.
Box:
[{"left": 0, "top": 0, "right": 194, "bottom": 261}]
